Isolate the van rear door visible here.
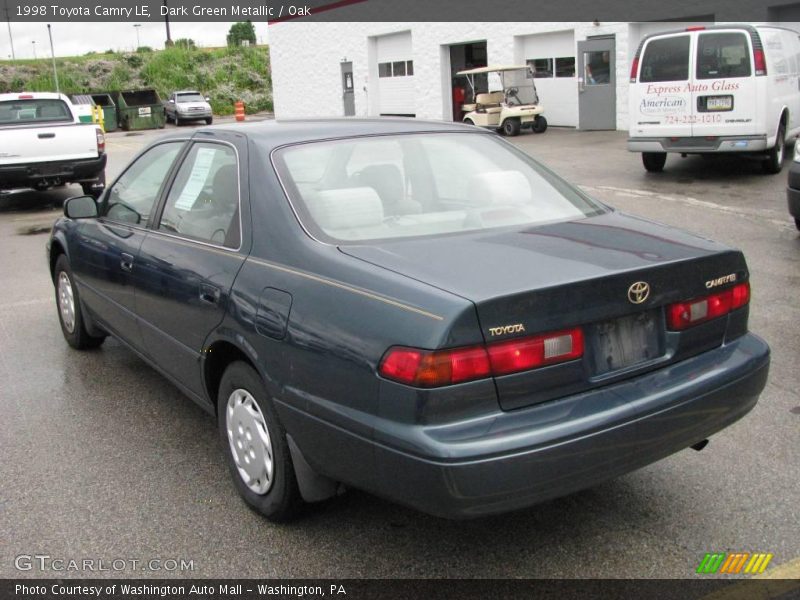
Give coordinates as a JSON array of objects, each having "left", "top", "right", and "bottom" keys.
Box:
[
  {"left": 631, "top": 32, "right": 694, "bottom": 139},
  {"left": 692, "top": 29, "right": 758, "bottom": 141}
]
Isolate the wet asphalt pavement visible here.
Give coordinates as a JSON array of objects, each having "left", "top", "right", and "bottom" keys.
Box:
[{"left": 0, "top": 122, "right": 798, "bottom": 579}]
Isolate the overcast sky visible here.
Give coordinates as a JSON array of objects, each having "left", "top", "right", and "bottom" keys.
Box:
[{"left": 0, "top": 21, "right": 271, "bottom": 59}]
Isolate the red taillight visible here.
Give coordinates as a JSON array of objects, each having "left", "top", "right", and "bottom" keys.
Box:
[
  {"left": 488, "top": 328, "right": 584, "bottom": 375},
  {"left": 379, "top": 345, "right": 490, "bottom": 388},
  {"left": 686, "top": 26, "right": 706, "bottom": 31},
  {"left": 667, "top": 282, "right": 750, "bottom": 331},
  {"left": 629, "top": 56, "right": 640, "bottom": 83},
  {"left": 753, "top": 49, "right": 767, "bottom": 76},
  {"left": 96, "top": 127, "right": 105, "bottom": 154},
  {"left": 18, "top": 94, "right": 33, "bottom": 99},
  {"left": 379, "top": 327, "right": 584, "bottom": 388}
]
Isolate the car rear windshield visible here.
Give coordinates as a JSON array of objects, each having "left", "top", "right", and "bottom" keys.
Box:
[
  {"left": 177, "top": 93, "right": 205, "bottom": 103},
  {"left": 640, "top": 35, "right": 691, "bottom": 83},
  {"left": 273, "top": 132, "right": 606, "bottom": 243},
  {"left": 696, "top": 32, "right": 751, "bottom": 79},
  {"left": 0, "top": 99, "right": 72, "bottom": 126}
]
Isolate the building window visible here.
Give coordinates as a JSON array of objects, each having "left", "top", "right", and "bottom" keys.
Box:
[
  {"left": 379, "top": 60, "right": 414, "bottom": 78},
  {"left": 527, "top": 58, "right": 553, "bottom": 78},
  {"left": 555, "top": 57, "right": 576, "bottom": 77}
]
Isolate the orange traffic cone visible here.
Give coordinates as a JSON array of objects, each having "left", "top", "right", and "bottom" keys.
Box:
[{"left": 234, "top": 101, "right": 245, "bottom": 122}]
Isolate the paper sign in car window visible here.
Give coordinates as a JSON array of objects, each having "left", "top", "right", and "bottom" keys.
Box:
[{"left": 174, "top": 148, "right": 217, "bottom": 210}]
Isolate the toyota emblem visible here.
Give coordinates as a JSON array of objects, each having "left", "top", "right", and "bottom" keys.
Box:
[{"left": 627, "top": 281, "right": 650, "bottom": 304}]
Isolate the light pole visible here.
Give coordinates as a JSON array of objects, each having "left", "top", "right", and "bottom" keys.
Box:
[
  {"left": 31, "top": 40, "right": 36, "bottom": 59},
  {"left": 47, "top": 24, "right": 58, "bottom": 93},
  {"left": 133, "top": 23, "right": 141, "bottom": 49},
  {"left": 3, "top": 0, "right": 15, "bottom": 60}
]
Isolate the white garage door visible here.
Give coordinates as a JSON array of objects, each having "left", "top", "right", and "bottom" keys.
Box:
[
  {"left": 515, "top": 30, "right": 576, "bottom": 127},
  {"left": 376, "top": 31, "right": 414, "bottom": 116}
]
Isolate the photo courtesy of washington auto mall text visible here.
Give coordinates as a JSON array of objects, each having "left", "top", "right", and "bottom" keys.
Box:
[{"left": 1, "top": 0, "right": 798, "bottom": 598}]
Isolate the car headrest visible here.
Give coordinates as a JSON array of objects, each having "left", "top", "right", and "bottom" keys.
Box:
[
  {"left": 352, "top": 163, "right": 404, "bottom": 208},
  {"left": 466, "top": 170, "right": 532, "bottom": 207},
  {"left": 211, "top": 164, "right": 238, "bottom": 201},
  {"left": 305, "top": 187, "right": 384, "bottom": 231}
]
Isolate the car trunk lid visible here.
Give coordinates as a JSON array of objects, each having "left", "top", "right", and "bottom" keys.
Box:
[{"left": 341, "top": 212, "right": 749, "bottom": 410}]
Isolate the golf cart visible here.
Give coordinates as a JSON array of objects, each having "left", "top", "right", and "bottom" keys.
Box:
[{"left": 456, "top": 65, "right": 547, "bottom": 136}]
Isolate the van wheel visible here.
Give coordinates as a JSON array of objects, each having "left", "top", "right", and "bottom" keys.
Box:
[
  {"left": 218, "top": 361, "right": 303, "bottom": 522},
  {"left": 642, "top": 152, "right": 667, "bottom": 172},
  {"left": 762, "top": 123, "right": 786, "bottom": 174},
  {"left": 502, "top": 118, "right": 521, "bottom": 136},
  {"left": 533, "top": 116, "right": 548, "bottom": 133}
]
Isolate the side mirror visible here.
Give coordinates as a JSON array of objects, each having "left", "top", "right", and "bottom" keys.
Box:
[
  {"left": 168, "top": 99, "right": 175, "bottom": 104},
  {"left": 64, "top": 195, "right": 98, "bottom": 219},
  {"left": 205, "top": 97, "right": 210, "bottom": 102}
]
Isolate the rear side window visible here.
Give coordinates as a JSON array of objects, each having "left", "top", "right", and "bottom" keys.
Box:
[
  {"left": 640, "top": 36, "right": 690, "bottom": 82},
  {"left": 697, "top": 32, "right": 751, "bottom": 79},
  {"left": 0, "top": 99, "right": 72, "bottom": 126}
]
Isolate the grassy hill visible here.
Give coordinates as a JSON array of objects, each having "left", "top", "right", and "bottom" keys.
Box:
[{"left": 0, "top": 45, "right": 272, "bottom": 116}]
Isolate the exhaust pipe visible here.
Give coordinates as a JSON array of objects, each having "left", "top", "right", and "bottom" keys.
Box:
[{"left": 691, "top": 439, "right": 709, "bottom": 451}]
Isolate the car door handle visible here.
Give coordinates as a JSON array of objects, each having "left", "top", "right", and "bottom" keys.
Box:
[
  {"left": 38, "top": 132, "right": 55, "bottom": 139},
  {"left": 199, "top": 284, "right": 221, "bottom": 305},
  {"left": 120, "top": 253, "right": 135, "bottom": 272}
]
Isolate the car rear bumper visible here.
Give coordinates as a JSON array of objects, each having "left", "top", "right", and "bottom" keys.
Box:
[
  {"left": 0, "top": 154, "right": 106, "bottom": 189},
  {"left": 628, "top": 135, "right": 767, "bottom": 153},
  {"left": 283, "top": 332, "right": 769, "bottom": 518}
]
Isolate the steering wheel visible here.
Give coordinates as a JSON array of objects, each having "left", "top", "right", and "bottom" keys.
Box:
[{"left": 505, "top": 87, "right": 520, "bottom": 105}]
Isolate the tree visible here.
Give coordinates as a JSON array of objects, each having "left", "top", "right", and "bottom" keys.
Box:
[
  {"left": 227, "top": 21, "right": 256, "bottom": 47},
  {"left": 174, "top": 38, "right": 196, "bottom": 49}
]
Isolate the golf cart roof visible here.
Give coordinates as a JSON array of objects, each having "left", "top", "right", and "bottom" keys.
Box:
[{"left": 456, "top": 65, "right": 529, "bottom": 76}]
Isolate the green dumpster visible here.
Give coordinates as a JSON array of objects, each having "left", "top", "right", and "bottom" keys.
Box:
[
  {"left": 91, "top": 93, "right": 118, "bottom": 132},
  {"left": 113, "top": 89, "right": 165, "bottom": 131}
]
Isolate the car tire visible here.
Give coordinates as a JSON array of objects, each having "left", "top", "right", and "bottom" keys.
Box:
[
  {"left": 217, "top": 361, "right": 303, "bottom": 522},
  {"left": 533, "top": 115, "right": 548, "bottom": 134},
  {"left": 54, "top": 254, "right": 106, "bottom": 350},
  {"left": 205, "top": 117, "right": 213, "bottom": 125},
  {"left": 762, "top": 122, "right": 786, "bottom": 175},
  {"left": 464, "top": 118, "right": 475, "bottom": 126},
  {"left": 175, "top": 116, "right": 182, "bottom": 126},
  {"left": 502, "top": 118, "right": 521, "bottom": 136},
  {"left": 642, "top": 152, "right": 667, "bottom": 172}
]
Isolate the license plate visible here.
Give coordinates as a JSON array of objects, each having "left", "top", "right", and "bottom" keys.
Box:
[
  {"left": 138, "top": 106, "right": 152, "bottom": 117},
  {"left": 587, "top": 311, "right": 662, "bottom": 375},
  {"left": 706, "top": 96, "right": 733, "bottom": 111}
]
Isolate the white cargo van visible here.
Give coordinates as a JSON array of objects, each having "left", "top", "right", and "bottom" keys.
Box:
[{"left": 628, "top": 25, "right": 800, "bottom": 174}]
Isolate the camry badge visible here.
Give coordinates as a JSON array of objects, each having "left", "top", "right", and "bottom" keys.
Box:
[{"left": 628, "top": 281, "right": 650, "bottom": 304}]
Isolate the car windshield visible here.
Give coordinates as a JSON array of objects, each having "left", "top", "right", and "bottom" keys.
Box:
[
  {"left": 0, "top": 99, "right": 72, "bottom": 126},
  {"left": 177, "top": 93, "right": 204, "bottom": 103},
  {"left": 273, "top": 132, "right": 605, "bottom": 243}
]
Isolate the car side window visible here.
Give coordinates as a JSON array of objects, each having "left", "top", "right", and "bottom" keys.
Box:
[
  {"left": 105, "top": 142, "right": 183, "bottom": 225},
  {"left": 158, "top": 143, "right": 240, "bottom": 248}
]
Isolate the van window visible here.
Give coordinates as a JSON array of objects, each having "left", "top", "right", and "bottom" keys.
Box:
[
  {"left": 640, "top": 36, "right": 690, "bottom": 83},
  {"left": 697, "top": 32, "right": 751, "bottom": 79}
]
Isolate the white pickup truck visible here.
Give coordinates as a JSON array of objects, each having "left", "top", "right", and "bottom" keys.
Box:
[{"left": 0, "top": 92, "right": 107, "bottom": 196}]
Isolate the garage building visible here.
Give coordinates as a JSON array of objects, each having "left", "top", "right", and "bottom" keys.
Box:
[{"left": 269, "top": 15, "right": 800, "bottom": 130}]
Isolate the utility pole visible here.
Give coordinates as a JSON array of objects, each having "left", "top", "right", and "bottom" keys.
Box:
[
  {"left": 3, "top": 0, "right": 15, "bottom": 60},
  {"left": 47, "top": 24, "right": 58, "bottom": 93},
  {"left": 31, "top": 39, "right": 36, "bottom": 59},
  {"left": 134, "top": 23, "right": 141, "bottom": 49},
  {"left": 163, "top": 0, "right": 172, "bottom": 46}
]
